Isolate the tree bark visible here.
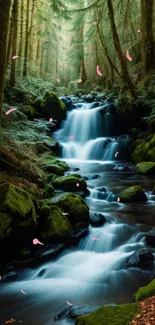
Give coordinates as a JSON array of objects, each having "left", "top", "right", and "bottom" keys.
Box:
[
  {"left": 107, "top": 0, "right": 137, "bottom": 98},
  {"left": 0, "top": 0, "right": 11, "bottom": 118},
  {"left": 140, "top": 0, "right": 154, "bottom": 74},
  {"left": 10, "top": 0, "right": 18, "bottom": 87},
  {"left": 23, "top": 0, "right": 30, "bottom": 76}
]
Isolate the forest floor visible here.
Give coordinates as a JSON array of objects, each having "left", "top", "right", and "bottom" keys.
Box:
[{"left": 129, "top": 296, "right": 155, "bottom": 325}]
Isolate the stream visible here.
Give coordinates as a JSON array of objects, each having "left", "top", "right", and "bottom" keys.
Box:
[{"left": 0, "top": 99, "right": 155, "bottom": 325}]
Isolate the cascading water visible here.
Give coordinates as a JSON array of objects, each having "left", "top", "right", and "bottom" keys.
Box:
[
  {"left": 0, "top": 98, "right": 155, "bottom": 325},
  {"left": 54, "top": 101, "right": 128, "bottom": 160}
]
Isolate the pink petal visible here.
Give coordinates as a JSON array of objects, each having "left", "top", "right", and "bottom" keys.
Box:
[
  {"left": 69, "top": 135, "right": 74, "bottom": 139},
  {"left": 49, "top": 118, "right": 53, "bottom": 122},
  {"left": 126, "top": 50, "right": 132, "bottom": 61},
  {"left": 117, "top": 197, "right": 120, "bottom": 202},
  {"left": 115, "top": 151, "right": 119, "bottom": 158},
  {"left": 33, "top": 238, "right": 44, "bottom": 245},
  {"left": 21, "top": 289, "right": 26, "bottom": 294},
  {"left": 66, "top": 301, "right": 72, "bottom": 306},
  {"left": 62, "top": 212, "right": 68, "bottom": 215},
  {"left": 92, "top": 22, "right": 97, "bottom": 25},
  {"left": 77, "top": 79, "right": 82, "bottom": 83},
  {"left": 56, "top": 78, "right": 60, "bottom": 82},
  {"left": 96, "top": 65, "right": 102, "bottom": 76},
  {"left": 5, "top": 108, "right": 17, "bottom": 115},
  {"left": 91, "top": 237, "right": 99, "bottom": 241},
  {"left": 137, "top": 29, "right": 141, "bottom": 32},
  {"left": 12, "top": 55, "right": 19, "bottom": 60},
  {"left": 0, "top": 275, "right": 1, "bottom": 280}
]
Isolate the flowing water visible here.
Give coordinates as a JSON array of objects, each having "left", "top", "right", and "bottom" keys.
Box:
[{"left": 0, "top": 100, "right": 155, "bottom": 325}]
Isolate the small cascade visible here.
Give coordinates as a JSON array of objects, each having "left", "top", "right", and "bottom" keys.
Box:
[{"left": 54, "top": 99, "right": 131, "bottom": 161}]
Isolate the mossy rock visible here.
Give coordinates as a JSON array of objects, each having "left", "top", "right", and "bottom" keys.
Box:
[
  {"left": 0, "top": 213, "right": 12, "bottom": 239},
  {"left": 52, "top": 175, "right": 87, "bottom": 192},
  {"left": 37, "top": 91, "right": 66, "bottom": 121},
  {"left": 0, "top": 183, "right": 37, "bottom": 241},
  {"left": 44, "top": 184, "right": 54, "bottom": 197},
  {"left": 135, "top": 162, "right": 155, "bottom": 174},
  {"left": 134, "top": 279, "right": 155, "bottom": 302},
  {"left": 77, "top": 303, "right": 138, "bottom": 325},
  {"left": 132, "top": 134, "right": 155, "bottom": 163},
  {"left": 43, "top": 164, "right": 66, "bottom": 175},
  {"left": 21, "top": 105, "right": 41, "bottom": 120},
  {"left": 44, "top": 192, "right": 89, "bottom": 225},
  {"left": 119, "top": 186, "right": 147, "bottom": 203},
  {"left": 39, "top": 205, "right": 72, "bottom": 239}
]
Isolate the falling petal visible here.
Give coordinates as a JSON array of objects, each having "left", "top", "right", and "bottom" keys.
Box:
[
  {"left": 62, "top": 213, "right": 68, "bottom": 215},
  {"left": 91, "top": 237, "right": 99, "bottom": 241},
  {"left": 56, "top": 78, "right": 60, "bottom": 82},
  {"left": 69, "top": 135, "right": 74, "bottom": 139},
  {"left": 117, "top": 197, "right": 120, "bottom": 202},
  {"left": 12, "top": 55, "right": 19, "bottom": 60},
  {"left": 115, "top": 151, "right": 119, "bottom": 158},
  {"left": 137, "top": 29, "right": 141, "bottom": 32},
  {"left": 92, "top": 22, "right": 97, "bottom": 25},
  {"left": 0, "top": 275, "right": 1, "bottom": 280},
  {"left": 76, "top": 183, "right": 79, "bottom": 187},
  {"left": 96, "top": 65, "right": 102, "bottom": 76},
  {"left": 77, "top": 79, "right": 82, "bottom": 83},
  {"left": 126, "top": 50, "right": 132, "bottom": 61},
  {"left": 66, "top": 301, "right": 72, "bottom": 306},
  {"left": 21, "top": 289, "right": 26, "bottom": 294},
  {"left": 49, "top": 118, "right": 53, "bottom": 122},
  {"left": 5, "top": 108, "right": 17, "bottom": 115},
  {"left": 33, "top": 238, "right": 44, "bottom": 245}
]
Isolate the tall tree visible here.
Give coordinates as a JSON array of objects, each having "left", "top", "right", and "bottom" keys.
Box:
[
  {"left": 0, "top": 0, "right": 11, "bottom": 118},
  {"left": 140, "top": 0, "right": 154, "bottom": 75},
  {"left": 107, "top": 0, "right": 137, "bottom": 97},
  {"left": 10, "top": 0, "right": 18, "bottom": 87},
  {"left": 23, "top": 0, "right": 30, "bottom": 76}
]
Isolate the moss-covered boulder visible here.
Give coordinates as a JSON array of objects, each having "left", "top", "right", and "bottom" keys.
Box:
[
  {"left": 0, "top": 183, "right": 37, "bottom": 242},
  {"left": 146, "top": 227, "right": 155, "bottom": 247},
  {"left": 43, "top": 164, "right": 66, "bottom": 175},
  {"left": 36, "top": 91, "right": 66, "bottom": 121},
  {"left": 135, "top": 162, "right": 155, "bottom": 174},
  {"left": 134, "top": 279, "right": 155, "bottom": 302},
  {"left": 38, "top": 205, "right": 72, "bottom": 239},
  {"left": 39, "top": 153, "right": 69, "bottom": 175},
  {"left": 76, "top": 303, "right": 138, "bottom": 325},
  {"left": 119, "top": 186, "right": 147, "bottom": 203},
  {"left": 21, "top": 105, "right": 42, "bottom": 120},
  {"left": 52, "top": 175, "right": 87, "bottom": 192},
  {"left": 44, "top": 192, "right": 89, "bottom": 225},
  {"left": 132, "top": 134, "right": 155, "bottom": 163}
]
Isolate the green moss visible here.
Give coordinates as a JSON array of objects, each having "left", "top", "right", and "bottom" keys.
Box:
[
  {"left": 132, "top": 134, "right": 155, "bottom": 163},
  {"left": 44, "top": 192, "right": 89, "bottom": 225},
  {"left": 119, "top": 186, "right": 147, "bottom": 202},
  {"left": 21, "top": 105, "right": 41, "bottom": 119},
  {"left": 0, "top": 183, "right": 37, "bottom": 225},
  {"left": 77, "top": 303, "right": 138, "bottom": 325},
  {"left": 0, "top": 213, "right": 12, "bottom": 239},
  {"left": 52, "top": 175, "right": 87, "bottom": 191},
  {"left": 39, "top": 205, "right": 72, "bottom": 239},
  {"left": 44, "top": 184, "right": 54, "bottom": 197},
  {"left": 43, "top": 164, "right": 65, "bottom": 175},
  {"left": 135, "top": 162, "right": 155, "bottom": 174},
  {"left": 134, "top": 279, "right": 155, "bottom": 302},
  {"left": 39, "top": 91, "right": 66, "bottom": 121}
]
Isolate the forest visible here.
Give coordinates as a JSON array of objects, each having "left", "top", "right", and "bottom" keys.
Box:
[{"left": 0, "top": 1, "right": 155, "bottom": 325}]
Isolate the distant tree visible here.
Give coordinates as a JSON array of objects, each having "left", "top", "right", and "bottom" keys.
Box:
[
  {"left": 0, "top": 0, "right": 11, "bottom": 118},
  {"left": 10, "top": 0, "right": 18, "bottom": 87}
]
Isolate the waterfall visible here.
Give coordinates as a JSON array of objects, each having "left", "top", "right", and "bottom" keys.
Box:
[{"left": 54, "top": 101, "right": 130, "bottom": 161}]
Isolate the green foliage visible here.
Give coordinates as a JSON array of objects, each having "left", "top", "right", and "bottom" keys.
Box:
[
  {"left": 134, "top": 279, "right": 155, "bottom": 302},
  {"left": 77, "top": 303, "right": 138, "bottom": 325}
]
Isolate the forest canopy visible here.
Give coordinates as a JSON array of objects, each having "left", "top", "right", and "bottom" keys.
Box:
[{"left": 0, "top": 0, "right": 155, "bottom": 117}]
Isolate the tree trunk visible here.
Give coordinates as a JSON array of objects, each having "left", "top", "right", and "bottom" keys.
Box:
[
  {"left": 23, "top": 0, "right": 30, "bottom": 77},
  {"left": 28, "top": 0, "right": 35, "bottom": 63},
  {"left": 80, "top": 24, "right": 87, "bottom": 82},
  {"left": 6, "top": 6, "right": 13, "bottom": 70},
  {"left": 0, "top": 0, "right": 11, "bottom": 118},
  {"left": 140, "top": 0, "right": 154, "bottom": 74},
  {"left": 107, "top": 0, "right": 137, "bottom": 98},
  {"left": 10, "top": 0, "right": 18, "bottom": 87}
]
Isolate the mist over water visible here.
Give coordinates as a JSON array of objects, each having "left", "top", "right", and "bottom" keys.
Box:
[{"left": 1, "top": 100, "right": 155, "bottom": 325}]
